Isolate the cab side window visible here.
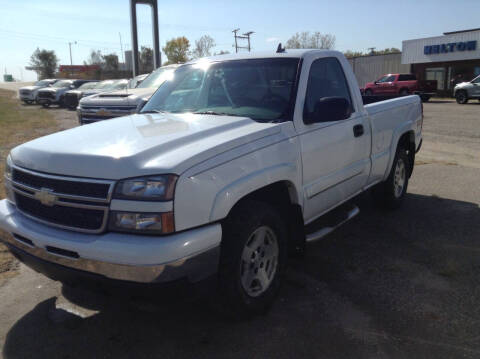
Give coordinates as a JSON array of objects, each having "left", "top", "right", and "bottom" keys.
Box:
[{"left": 303, "top": 57, "right": 353, "bottom": 123}]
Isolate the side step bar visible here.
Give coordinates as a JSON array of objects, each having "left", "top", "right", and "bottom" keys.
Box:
[{"left": 305, "top": 205, "right": 359, "bottom": 243}]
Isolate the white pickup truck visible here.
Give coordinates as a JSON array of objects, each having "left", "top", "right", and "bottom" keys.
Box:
[{"left": 1, "top": 50, "right": 422, "bottom": 315}]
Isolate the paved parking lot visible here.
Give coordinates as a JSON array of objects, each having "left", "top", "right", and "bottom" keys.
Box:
[{"left": 0, "top": 99, "right": 479, "bottom": 358}]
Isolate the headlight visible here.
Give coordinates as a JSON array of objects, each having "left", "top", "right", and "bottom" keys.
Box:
[
  {"left": 113, "top": 175, "right": 177, "bottom": 201},
  {"left": 109, "top": 211, "right": 175, "bottom": 234},
  {"left": 4, "top": 155, "right": 15, "bottom": 204},
  {"left": 4, "top": 155, "right": 12, "bottom": 180}
]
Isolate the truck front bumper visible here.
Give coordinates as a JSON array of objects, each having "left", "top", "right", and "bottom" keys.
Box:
[{"left": 0, "top": 200, "right": 221, "bottom": 285}]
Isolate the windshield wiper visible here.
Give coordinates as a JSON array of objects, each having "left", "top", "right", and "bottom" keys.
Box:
[
  {"left": 193, "top": 111, "right": 244, "bottom": 117},
  {"left": 140, "top": 110, "right": 168, "bottom": 114}
]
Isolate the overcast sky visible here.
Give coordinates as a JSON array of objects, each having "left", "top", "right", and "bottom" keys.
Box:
[{"left": 1, "top": 0, "right": 479, "bottom": 81}]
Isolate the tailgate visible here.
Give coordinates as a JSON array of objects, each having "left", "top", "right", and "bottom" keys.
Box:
[{"left": 418, "top": 80, "right": 437, "bottom": 92}]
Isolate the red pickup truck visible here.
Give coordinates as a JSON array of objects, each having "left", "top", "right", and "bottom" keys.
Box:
[{"left": 363, "top": 74, "right": 437, "bottom": 102}]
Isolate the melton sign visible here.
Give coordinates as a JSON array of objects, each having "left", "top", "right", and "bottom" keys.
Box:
[{"left": 424, "top": 41, "right": 477, "bottom": 55}]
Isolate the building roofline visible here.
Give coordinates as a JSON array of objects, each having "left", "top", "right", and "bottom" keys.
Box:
[{"left": 444, "top": 28, "right": 480, "bottom": 35}]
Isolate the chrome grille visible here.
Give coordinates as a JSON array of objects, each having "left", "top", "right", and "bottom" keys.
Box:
[{"left": 9, "top": 167, "right": 114, "bottom": 233}]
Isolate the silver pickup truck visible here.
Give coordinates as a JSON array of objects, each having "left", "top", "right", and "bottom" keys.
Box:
[{"left": 77, "top": 65, "right": 178, "bottom": 125}]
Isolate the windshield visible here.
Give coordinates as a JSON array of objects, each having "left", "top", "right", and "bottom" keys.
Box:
[
  {"left": 137, "top": 67, "right": 176, "bottom": 89},
  {"left": 110, "top": 80, "right": 128, "bottom": 90},
  {"left": 78, "top": 82, "right": 98, "bottom": 90},
  {"left": 377, "top": 75, "right": 396, "bottom": 83},
  {"left": 142, "top": 58, "right": 299, "bottom": 122},
  {"left": 52, "top": 80, "right": 72, "bottom": 88},
  {"left": 35, "top": 80, "right": 50, "bottom": 86}
]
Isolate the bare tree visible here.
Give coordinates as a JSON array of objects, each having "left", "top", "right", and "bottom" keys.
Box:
[
  {"left": 191, "top": 35, "right": 216, "bottom": 59},
  {"left": 86, "top": 50, "right": 103, "bottom": 65},
  {"left": 285, "top": 31, "right": 336, "bottom": 49}
]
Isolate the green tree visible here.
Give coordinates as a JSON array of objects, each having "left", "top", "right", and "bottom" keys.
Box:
[
  {"left": 163, "top": 37, "right": 190, "bottom": 65},
  {"left": 139, "top": 46, "right": 154, "bottom": 73},
  {"left": 29, "top": 48, "right": 59, "bottom": 79},
  {"left": 344, "top": 50, "right": 364, "bottom": 58},
  {"left": 285, "top": 31, "right": 336, "bottom": 49},
  {"left": 102, "top": 53, "right": 119, "bottom": 71},
  {"left": 191, "top": 35, "right": 216, "bottom": 59}
]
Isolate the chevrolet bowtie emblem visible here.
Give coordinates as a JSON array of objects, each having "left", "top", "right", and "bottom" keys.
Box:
[
  {"left": 96, "top": 108, "right": 111, "bottom": 117},
  {"left": 34, "top": 188, "right": 57, "bottom": 207}
]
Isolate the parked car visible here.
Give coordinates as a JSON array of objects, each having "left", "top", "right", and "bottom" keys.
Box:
[
  {"left": 1, "top": 50, "right": 422, "bottom": 316},
  {"left": 453, "top": 75, "right": 480, "bottom": 104},
  {"left": 363, "top": 73, "right": 437, "bottom": 102},
  {"left": 128, "top": 73, "right": 149, "bottom": 89},
  {"left": 77, "top": 65, "right": 179, "bottom": 125},
  {"left": 63, "top": 79, "right": 129, "bottom": 110},
  {"left": 36, "top": 79, "right": 97, "bottom": 108},
  {"left": 18, "top": 79, "right": 58, "bottom": 104}
]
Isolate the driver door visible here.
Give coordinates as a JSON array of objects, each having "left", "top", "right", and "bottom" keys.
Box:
[{"left": 295, "top": 55, "right": 371, "bottom": 222}]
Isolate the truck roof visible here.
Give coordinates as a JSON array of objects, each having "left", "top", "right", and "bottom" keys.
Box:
[{"left": 186, "top": 49, "right": 342, "bottom": 64}]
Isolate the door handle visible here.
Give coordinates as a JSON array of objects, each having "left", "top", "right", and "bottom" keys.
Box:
[{"left": 353, "top": 124, "right": 364, "bottom": 137}]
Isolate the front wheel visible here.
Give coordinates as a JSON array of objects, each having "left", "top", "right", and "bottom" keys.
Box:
[
  {"left": 41, "top": 102, "right": 51, "bottom": 108},
  {"left": 372, "top": 146, "right": 410, "bottom": 209},
  {"left": 399, "top": 89, "right": 409, "bottom": 96},
  {"left": 364, "top": 89, "right": 373, "bottom": 96},
  {"left": 217, "top": 200, "right": 287, "bottom": 317},
  {"left": 456, "top": 91, "right": 468, "bottom": 104}
]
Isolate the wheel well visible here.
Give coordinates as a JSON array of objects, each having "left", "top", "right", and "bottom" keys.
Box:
[
  {"left": 398, "top": 131, "right": 415, "bottom": 177},
  {"left": 228, "top": 181, "right": 305, "bottom": 257}
]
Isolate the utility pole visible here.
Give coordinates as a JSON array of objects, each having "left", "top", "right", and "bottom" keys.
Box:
[
  {"left": 119, "top": 32, "right": 125, "bottom": 65},
  {"left": 232, "top": 28, "right": 240, "bottom": 53},
  {"left": 68, "top": 41, "right": 77, "bottom": 77},
  {"left": 232, "top": 29, "right": 254, "bottom": 52},
  {"left": 68, "top": 41, "right": 77, "bottom": 65}
]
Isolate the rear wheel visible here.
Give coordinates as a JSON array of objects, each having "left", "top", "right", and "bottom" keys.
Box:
[
  {"left": 23, "top": 100, "right": 33, "bottom": 105},
  {"left": 372, "top": 145, "right": 410, "bottom": 209},
  {"left": 456, "top": 90, "right": 468, "bottom": 104},
  {"left": 41, "top": 102, "right": 51, "bottom": 108},
  {"left": 420, "top": 95, "right": 430, "bottom": 102},
  {"left": 217, "top": 200, "right": 287, "bottom": 317}
]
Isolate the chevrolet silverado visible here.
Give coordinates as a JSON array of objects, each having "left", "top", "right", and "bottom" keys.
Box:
[{"left": 1, "top": 50, "right": 422, "bottom": 316}]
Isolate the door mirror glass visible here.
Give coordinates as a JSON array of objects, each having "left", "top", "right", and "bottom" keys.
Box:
[{"left": 305, "top": 97, "right": 352, "bottom": 124}]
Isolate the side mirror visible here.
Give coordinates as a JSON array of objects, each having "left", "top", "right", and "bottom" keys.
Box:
[
  {"left": 70, "top": 85, "right": 75, "bottom": 89},
  {"left": 305, "top": 97, "right": 352, "bottom": 124}
]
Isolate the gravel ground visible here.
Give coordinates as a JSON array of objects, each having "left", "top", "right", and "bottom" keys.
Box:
[{"left": 0, "top": 99, "right": 479, "bottom": 358}]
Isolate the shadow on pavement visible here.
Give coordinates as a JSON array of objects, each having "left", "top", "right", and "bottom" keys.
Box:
[{"left": 3, "top": 193, "right": 480, "bottom": 359}]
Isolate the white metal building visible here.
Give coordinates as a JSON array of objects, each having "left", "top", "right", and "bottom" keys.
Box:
[{"left": 402, "top": 28, "right": 480, "bottom": 94}]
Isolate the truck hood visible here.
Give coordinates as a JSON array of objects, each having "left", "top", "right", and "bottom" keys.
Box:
[
  {"left": 79, "top": 88, "right": 155, "bottom": 107},
  {"left": 10, "top": 113, "right": 280, "bottom": 180},
  {"left": 19, "top": 85, "right": 41, "bottom": 91},
  {"left": 455, "top": 81, "right": 472, "bottom": 89}
]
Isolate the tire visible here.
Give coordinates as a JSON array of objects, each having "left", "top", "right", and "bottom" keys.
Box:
[
  {"left": 23, "top": 100, "right": 33, "bottom": 105},
  {"left": 372, "top": 145, "right": 410, "bottom": 209},
  {"left": 399, "top": 89, "right": 409, "bottom": 96},
  {"left": 217, "top": 200, "right": 287, "bottom": 317},
  {"left": 41, "top": 102, "right": 51, "bottom": 108},
  {"left": 364, "top": 89, "right": 373, "bottom": 96},
  {"left": 420, "top": 95, "right": 430, "bottom": 102},
  {"left": 455, "top": 91, "right": 468, "bottom": 104}
]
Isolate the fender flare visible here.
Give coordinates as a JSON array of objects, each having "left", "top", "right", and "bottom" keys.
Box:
[
  {"left": 383, "top": 122, "right": 415, "bottom": 180},
  {"left": 209, "top": 163, "right": 300, "bottom": 222}
]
